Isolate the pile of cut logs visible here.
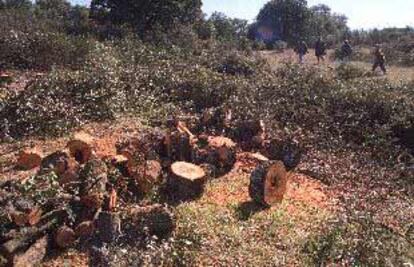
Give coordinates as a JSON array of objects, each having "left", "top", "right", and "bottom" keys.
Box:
[{"left": 1, "top": 118, "right": 302, "bottom": 266}]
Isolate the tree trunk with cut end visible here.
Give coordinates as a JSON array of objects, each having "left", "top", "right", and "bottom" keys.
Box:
[
  {"left": 12, "top": 236, "right": 47, "bottom": 267},
  {"left": 55, "top": 226, "right": 76, "bottom": 249},
  {"left": 249, "top": 161, "right": 288, "bottom": 207},
  {"left": 96, "top": 212, "right": 121, "bottom": 243},
  {"left": 1, "top": 219, "right": 59, "bottom": 259},
  {"left": 79, "top": 159, "right": 108, "bottom": 209},
  {"left": 125, "top": 204, "right": 175, "bottom": 238},
  {"left": 135, "top": 160, "right": 162, "bottom": 194},
  {"left": 67, "top": 132, "right": 94, "bottom": 164},
  {"left": 169, "top": 161, "right": 206, "bottom": 200},
  {"left": 163, "top": 131, "right": 192, "bottom": 163},
  {"left": 75, "top": 221, "right": 95, "bottom": 238},
  {"left": 9, "top": 199, "right": 42, "bottom": 227},
  {"left": 193, "top": 136, "right": 236, "bottom": 177},
  {"left": 40, "top": 151, "right": 80, "bottom": 189},
  {"left": 263, "top": 139, "right": 302, "bottom": 171},
  {"left": 17, "top": 149, "right": 42, "bottom": 170},
  {"left": 232, "top": 120, "right": 265, "bottom": 150}
]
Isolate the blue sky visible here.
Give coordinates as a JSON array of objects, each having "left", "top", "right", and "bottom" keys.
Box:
[{"left": 70, "top": 0, "right": 414, "bottom": 30}]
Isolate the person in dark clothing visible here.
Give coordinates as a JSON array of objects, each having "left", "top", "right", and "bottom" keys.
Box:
[
  {"left": 372, "top": 45, "right": 386, "bottom": 74},
  {"left": 315, "top": 37, "right": 326, "bottom": 64},
  {"left": 340, "top": 40, "right": 353, "bottom": 62},
  {"left": 295, "top": 41, "right": 308, "bottom": 64}
]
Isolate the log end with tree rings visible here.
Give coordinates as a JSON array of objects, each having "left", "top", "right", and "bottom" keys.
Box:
[
  {"left": 249, "top": 161, "right": 288, "bottom": 207},
  {"left": 169, "top": 161, "right": 206, "bottom": 200}
]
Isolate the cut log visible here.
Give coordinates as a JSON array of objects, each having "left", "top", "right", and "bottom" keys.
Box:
[
  {"left": 12, "top": 236, "right": 47, "bottom": 267},
  {"left": 205, "top": 136, "right": 237, "bottom": 175},
  {"left": 125, "top": 204, "right": 175, "bottom": 238},
  {"left": 136, "top": 160, "right": 162, "bottom": 194},
  {"left": 163, "top": 131, "right": 192, "bottom": 162},
  {"left": 89, "top": 245, "right": 111, "bottom": 267},
  {"left": 232, "top": 120, "right": 265, "bottom": 150},
  {"left": 75, "top": 221, "right": 95, "bottom": 238},
  {"left": 17, "top": 149, "right": 42, "bottom": 170},
  {"left": 117, "top": 130, "right": 165, "bottom": 162},
  {"left": 249, "top": 161, "right": 288, "bottom": 207},
  {"left": 263, "top": 139, "right": 302, "bottom": 171},
  {"left": 96, "top": 212, "right": 121, "bottom": 243},
  {"left": 40, "top": 151, "right": 80, "bottom": 188},
  {"left": 169, "top": 162, "right": 206, "bottom": 200},
  {"left": 9, "top": 199, "right": 42, "bottom": 227},
  {"left": 79, "top": 159, "right": 108, "bottom": 209},
  {"left": 1, "top": 218, "right": 59, "bottom": 259},
  {"left": 55, "top": 226, "right": 76, "bottom": 249},
  {"left": 67, "top": 132, "right": 94, "bottom": 164}
]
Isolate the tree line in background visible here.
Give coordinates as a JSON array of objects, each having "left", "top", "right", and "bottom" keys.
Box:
[{"left": 0, "top": 0, "right": 413, "bottom": 70}]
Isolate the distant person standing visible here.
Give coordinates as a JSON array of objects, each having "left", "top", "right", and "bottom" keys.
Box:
[
  {"left": 315, "top": 37, "right": 327, "bottom": 64},
  {"left": 340, "top": 39, "right": 353, "bottom": 62},
  {"left": 295, "top": 41, "right": 308, "bottom": 64},
  {"left": 372, "top": 45, "right": 386, "bottom": 74}
]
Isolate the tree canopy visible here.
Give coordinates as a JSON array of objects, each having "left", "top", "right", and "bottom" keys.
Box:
[{"left": 90, "top": 0, "right": 202, "bottom": 34}]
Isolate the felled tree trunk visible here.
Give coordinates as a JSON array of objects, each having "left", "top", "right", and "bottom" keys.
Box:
[
  {"left": 1, "top": 218, "right": 59, "bottom": 260},
  {"left": 232, "top": 120, "right": 265, "bottom": 150},
  {"left": 75, "top": 221, "right": 95, "bottom": 238},
  {"left": 263, "top": 139, "right": 302, "bottom": 171},
  {"left": 40, "top": 151, "right": 80, "bottom": 189},
  {"left": 55, "top": 226, "right": 76, "bottom": 249},
  {"left": 168, "top": 162, "right": 206, "bottom": 200},
  {"left": 135, "top": 160, "right": 162, "bottom": 194},
  {"left": 249, "top": 161, "right": 288, "bottom": 207},
  {"left": 164, "top": 131, "right": 192, "bottom": 163},
  {"left": 124, "top": 204, "right": 175, "bottom": 238},
  {"left": 17, "top": 149, "right": 42, "bottom": 170},
  {"left": 67, "top": 132, "right": 94, "bottom": 164},
  {"left": 9, "top": 199, "right": 42, "bottom": 227},
  {"left": 79, "top": 159, "right": 108, "bottom": 209},
  {"left": 96, "top": 212, "right": 121, "bottom": 243},
  {"left": 12, "top": 236, "right": 47, "bottom": 267},
  {"left": 193, "top": 136, "right": 236, "bottom": 176}
]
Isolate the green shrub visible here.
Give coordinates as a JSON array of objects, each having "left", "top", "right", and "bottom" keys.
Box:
[
  {"left": 335, "top": 63, "right": 368, "bottom": 80},
  {"left": 0, "top": 10, "right": 93, "bottom": 69}
]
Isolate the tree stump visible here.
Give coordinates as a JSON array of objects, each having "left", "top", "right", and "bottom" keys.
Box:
[
  {"left": 79, "top": 159, "right": 108, "bottom": 209},
  {"left": 17, "top": 149, "right": 42, "bottom": 170},
  {"left": 169, "top": 162, "right": 206, "bottom": 200},
  {"left": 125, "top": 204, "right": 175, "bottom": 238},
  {"left": 12, "top": 236, "right": 47, "bottom": 267},
  {"left": 249, "top": 161, "right": 288, "bottom": 207},
  {"left": 263, "top": 139, "right": 302, "bottom": 171},
  {"left": 67, "top": 132, "right": 94, "bottom": 164}
]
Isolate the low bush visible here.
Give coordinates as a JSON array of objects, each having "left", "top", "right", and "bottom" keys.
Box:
[{"left": 0, "top": 10, "right": 93, "bottom": 70}]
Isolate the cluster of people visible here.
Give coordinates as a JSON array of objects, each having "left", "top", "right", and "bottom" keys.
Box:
[{"left": 294, "top": 38, "right": 387, "bottom": 74}]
